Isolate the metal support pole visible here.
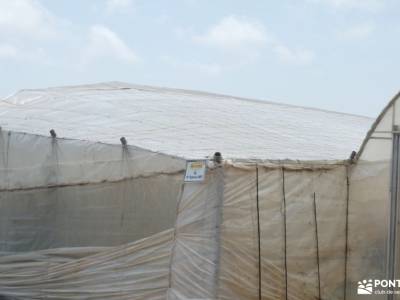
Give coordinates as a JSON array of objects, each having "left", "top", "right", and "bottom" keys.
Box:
[{"left": 388, "top": 133, "right": 400, "bottom": 300}]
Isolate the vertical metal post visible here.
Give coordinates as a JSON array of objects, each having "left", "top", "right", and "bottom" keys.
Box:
[
  {"left": 343, "top": 170, "right": 350, "bottom": 300},
  {"left": 256, "top": 165, "right": 262, "bottom": 300},
  {"left": 282, "top": 168, "right": 288, "bottom": 300},
  {"left": 388, "top": 133, "right": 400, "bottom": 299}
]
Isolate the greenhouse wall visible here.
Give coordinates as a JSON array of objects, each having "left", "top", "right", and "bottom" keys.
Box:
[
  {"left": 166, "top": 162, "right": 350, "bottom": 300},
  {"left": 0, "top": 93, "right": 399, "bottom": 299},
  {"left": 0, "top": 130, "right": 185, "bottom": 253},
  {"left": 346, "top": 92, "right": 400, "bottom": 299}
]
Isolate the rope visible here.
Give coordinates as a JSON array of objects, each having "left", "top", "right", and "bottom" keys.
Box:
[{"left": 313, "top": 192, "right": 321, "bottom": 300}]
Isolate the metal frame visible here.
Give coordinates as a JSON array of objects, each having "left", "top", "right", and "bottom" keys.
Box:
[{"left": 388, "top": 133, "right": 400, "bottom": 299}]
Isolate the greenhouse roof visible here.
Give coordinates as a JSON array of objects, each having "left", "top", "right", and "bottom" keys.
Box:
[{"left": 0, "top": 82, "right": 373, "bottom": 160}]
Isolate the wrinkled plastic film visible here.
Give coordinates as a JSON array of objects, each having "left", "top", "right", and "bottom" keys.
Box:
[
  {"left": 0, "top": 130, "right": 185, "bottom": 190},
  {"left": 167, "top": 167, "right": 224, "bottom": 299},
  {"left": 347, "top": 161, "right": 390, "bottom": 300},
  {"left": 217, "top": 165, "right": 348, "bottom": 300},
  {"left": 0, "top": 174, "right": 182, "bottom": 253},
  {"left": 258, "top": 168, "right": 286, "bottom": 300},
  {"left": 0, "top": 83, "right": 372, "bottom": 160},
  {"left": 217, "top": 166, "right": 258, "bottom": 299},
  {"left": 345, "top": 96, "right": 394, "bottom": 299},
  {"left": 0, "top": 139, "right": 392, "bottom": 300},
  {"left": 311, "top": 167, "right": 348, "bottom": 299},
  {"left": 0, "top": 228, "right": 174, "bottom": 299},
  {"left": 0, "top": 131, "right": 185, "bottom": 253}
]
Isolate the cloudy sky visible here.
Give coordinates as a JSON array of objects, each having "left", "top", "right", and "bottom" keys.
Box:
[{"left": 0, "top": 0, "right": 399, "bottom": 117}]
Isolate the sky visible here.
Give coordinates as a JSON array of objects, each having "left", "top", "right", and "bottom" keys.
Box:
[{"left": 0, "top": 0, "right": 399, "bottom": 117}]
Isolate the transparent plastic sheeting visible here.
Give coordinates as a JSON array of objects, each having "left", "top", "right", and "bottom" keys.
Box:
[
  {"left": 0, "top": 162, "right": 391, "bottom": 299},
  {"left": 216, "top": 162, "right": 390, "bottom": 300},
  {"left": 347, "top": 160, "right": 390, "bottom": 300},
  {"left": 0, "top": 174, "right": 182, "bottom": 253},
  {"left": 345, "top": 93, "right": 393, "bottom": 299},
  {"left": 167, "top": 167, "right": 224, "bottom": 299},
  {"left": 217, "top": 165, "right": 349, "bottom": 300},
  {"left": 0, "top": 130, "right": 185, "bottom": 190},
  {"left": 166, "top": 163, "right": 356, "bottom": 299},
  {"left": 0, "top": 228, "right": 174, "bottom": 299},
  {"left": 0, "top": 130, "right": 185, "bottom": 253},
  {"left": 0, "top": 82, "right": 373, "bottom": 160}
]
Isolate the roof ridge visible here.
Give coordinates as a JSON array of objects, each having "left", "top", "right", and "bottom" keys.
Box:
[
  {"left": 4, "top": 81, "right": 373, "bottom": 120},
  {"left": 102, "top": 82, "right": 374, "bottom": 120}
]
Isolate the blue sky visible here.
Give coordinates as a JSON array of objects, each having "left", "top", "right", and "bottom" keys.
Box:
[{"left": 0, "top": 0, "right": 399, "bottom": 117}]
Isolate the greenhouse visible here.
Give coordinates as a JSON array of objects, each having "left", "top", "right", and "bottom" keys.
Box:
[{"left": 0, "top": 82, "right": 397, "bottom": 299}]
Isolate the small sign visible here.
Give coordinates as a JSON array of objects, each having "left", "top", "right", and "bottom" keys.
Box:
[{"left": 184, "top": 160, "right": 207, "bottom": 182}]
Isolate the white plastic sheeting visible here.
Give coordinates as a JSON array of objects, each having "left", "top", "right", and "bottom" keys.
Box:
[
  {"left": 168, "top": 167, "right": 224, "bottom": 299},
  {"left": 0, "top": 228, "right": 174, "bottom": 299},
  {"left": 217, "top": 164, "right": 348, "bottom": 300},
  {"left": 0, "top": 174, "right": 182, "bottom": 253},
  {"left": 0, "top": 82, "right": 373, "bottom": 160},
  {"left": 344, "top": 92, "right": 399, "bottom": 299},
  {"left": 0, "top": 82, "right": 394, "bottom": 299},
  {"left": 0, "top": 160, "right": 353, "bottom": 299},
  {"left": 0, "top": 130, "right": 185, "bottom": 190},
  {"left": 0, "top": 158, "right": 393, "bottom": 299},
  {"left": 0, "top": 130, "right": 185, "bottom": 253},
  {"left": 347, "top": 160, "right": 389, "bottom": 300},
  {"left": 167, "top": 162, "right": 351, "bottom": 299}
]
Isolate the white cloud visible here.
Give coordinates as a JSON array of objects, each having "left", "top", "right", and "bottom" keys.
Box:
[
  {"left": 105, "top": 0, "right": 134, "bottom": 14},
  {"left": 0, "top": 1, "right": 137, "bottom": 66},
  {"left": 82, "top": 25, "right": 138, "bottom": 65},
  {"left": 273, "top": 45, "right": 315, "bottom": 65},
  {"left": 0, "top": 0, "right": 63, "bottom": 63},
  {"left": 0, "top": 43, "right": 47, "bottom": 62},
  {"left": 193, "top": 15, "right": 268, "bottom": 50},
  {"left": 0, "top": 0, "right": 66, "bottom": 64},
  {"left": 307, "top": 0, "right": 384, "bottom": 12},
  {"left": 194, "top": 15, "right": 315, "bottom": 66},
  {"left": 0, "top": 0, "right": 57, "bottom": 39},
  {"left": 339, "top": 23, "right": 375, "bottom": 39}
]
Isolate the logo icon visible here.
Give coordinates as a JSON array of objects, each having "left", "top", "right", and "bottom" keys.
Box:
[{"left": 358, "top": 279, "right": 373, "bottom": 295}]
